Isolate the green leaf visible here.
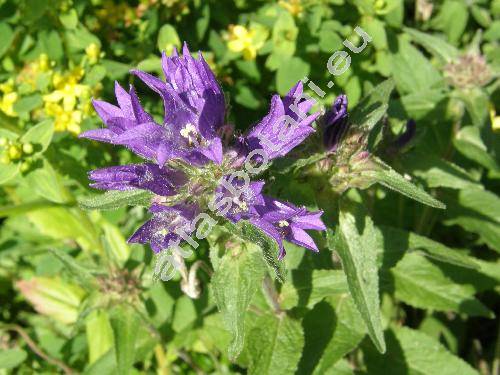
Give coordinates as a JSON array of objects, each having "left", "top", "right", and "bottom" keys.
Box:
[
  {"left": 454, "top": 126, "right": 500, "bottom": 171},
  {"left": 172, "top": 295, "right": 197, "bottom": 332},
  {"left": 13, "top": 94, "right": 43, "bottom": 115},
  {"left": 360, "top": 17, "right": 387, "bottom": 50},
  {"left": 458, "top": 88, "right": 490, "bottom": 128},
  {"left": 247, "top": 314, "right": 304, "bottom": 375},
  {"left": 136, "top": 57, "right": 161, "bottom": 74},
  {"left": 28, "top": 207, "right": 101, "bottom": 253},
  {"left": 86, "top": 310, "right": 114, "bottom": 365},
  {"left": 195, "top": 4, "right": 210, "bottom": 40},
  {"left": 49, "top": 248, "right": 97, "bottom": 290},
  {"left": 404, "top": 27, "right": 459, "bottom": 63},
  {"left": 102, "top": 221, "right": 131, "bottom": 266},
  {"left": 328, "top": 199, "right": 386, "bottom": 353},
  {"left": 299, "top": 296, "right": 365, "bottom": 375},
  {"left": 0, "top": 349, "right": 27, "bottom": 370},
  {"left": 101, "top": 59, "right": 130, "bottom": 80},
  {"left": 0, "top": 163, "right": 20, "bottom": 185},
  {"left": 212, "top": 246, "right": 265, "bottom": 359},
  {"left": 78, "top": 189, "right": 153, "bottom": 211},
  {"left": 223, "top": 220, "right": 286, "bottom": 282},
  {"left": 267, "top": 12, "right": 298, "bottom": 70},
  {"left": 82, "top": 349, "right": 116, "bottom": 375},
  {"left": 391, "top": 37, "right": 442, "bottom": 94},
  {"left": 273, "top": 152, "right": 327, "bottom": 175},
  {"left": 350, "top": 79, "right": 394, "bottom": 133},
  {"left": 39, "top": 30, "right": 63, "bottom": 60},
  {"left": 0, "top": 201, "right": 60, "bottom": 218},
  {"left": 84, "top": 65, "right": 107, "bottom": 86},
  {"left": 25, "top": 160, "right": 72, "bottom": 204},
  {"left": 59, "top": 9, "right": 79, "bottom": 29},
  {"left": 378, "top": 226, "right": 478, "bottom": 270},
  {"left": 318, "top": 21, "right": 343, "bottom": 52},
  {"left": 431, "top": 0, "right": 469, "bottom": 45},
  {"left": 65, "top": 27, "right": 100, "bottom": 52},
  {"left": 276, "top": 57, "right": 310, "bottom": 95},
  {"left": 280, "top": 270, "right": 348, "bottom": 309},
  {"left": 363, "top": 326, "right": 478, "bottom": 375},
  {"left": 404, "top": 151, "right": 481, "bottom": 190},
  {"left": 110, "top": 305, "right": 139, "bottom": 375},
  {"left": 0, "top": 23, "right": 15, "bottom": 58},
  {"left": 20, "top": 119, "right": 54, "bottom": 154},
  {"left": 443, "top": 189, "right": 500, "bottom": 252},
  {"left": 157, "top": 24, "right": 181, "bottom": 53},
  {"left": 367, "top": 158, "right": 446, "bottom": 209},
  {"left": 401, "top": 89, "right": 447, "bottom": 119},
  {"left": 391, "top": 253, "right": 493, "bottom": 317}
]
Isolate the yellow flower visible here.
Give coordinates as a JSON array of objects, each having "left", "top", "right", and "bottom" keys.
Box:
[
  {"left": 491, "top": 107, "right": 500, "bottom": 133},
  {"left": 44, "top": 68, "right": 89, "bottom": 112},
  {"left": 44, "top": 102, "right": 82, "bottom": 135},
  {"left": 227, "top": 24, "right": 268, "bottom": 60},
  {"left": 279, "top": 0, "right": 303, "bottom": 17},
  {"left": 36, "top": 53, "right": 51, "bottom": 72},
  {"left": 85, "top": 43, "right": 101, "bottom": 64},
  {"left": 18, "top": 54, "right": 54, "bottom": 89},
  {"left": 0, "top": 91, "right": 18, "bottom": 117},
  {"left": 0, "top": 79, "right": 15, "bottom": 94}
]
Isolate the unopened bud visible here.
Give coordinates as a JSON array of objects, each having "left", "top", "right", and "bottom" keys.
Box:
[
  {"left": 20, "top": 161, "right": 31, "bottom": 172},
  {"left": 8, "top": 145, "right": 21, "bottom": 160},
  {"left": 444, "top": 53, "right": 492, "bottom": 89},
  {"left": 22, "top": 143, "right": 34, "bottom": 154}
]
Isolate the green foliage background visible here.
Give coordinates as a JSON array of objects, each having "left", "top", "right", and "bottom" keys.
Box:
[{"left": 0, "top": 0, "right": 499, "bottom": 374}]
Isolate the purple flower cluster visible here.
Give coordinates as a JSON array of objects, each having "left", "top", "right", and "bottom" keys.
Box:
[{"left": 81, "top": 44, "right": 325, "bottom": 259}]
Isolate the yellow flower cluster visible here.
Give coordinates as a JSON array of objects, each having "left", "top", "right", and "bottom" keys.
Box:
[
  {"left": 279, "top": 0, "right": 304, "bottom": 17},
  {"left": 85, "top": 43, "right": 102, "bottom": 65},
  {"left": 0, "top": 52, "right": 101, "bottom": 135},
  {"left": 226, "top": 24, "right": 269, "bottom": 60},
  {"left": 491, "top": 107, "right": 500, "bottom": 132},
  {"left": 18, "top": 53, "right": 53, "bottom": 90},
  {"left": 0, "top": 80, "right": 18, "bottom": 117},
  {"left": 43, "top": 67, "right": 95, "bottom": 135},
  {"left": 95, "top": 1, "right": 139, "bottom": 28}
]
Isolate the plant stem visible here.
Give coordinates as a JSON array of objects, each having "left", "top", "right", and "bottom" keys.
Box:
[
  {"left": 1, "top": 324, "right": 74, "bottom": 374},
  {"left": 262, "top": 275, "right": 282, "bottom": 315}
]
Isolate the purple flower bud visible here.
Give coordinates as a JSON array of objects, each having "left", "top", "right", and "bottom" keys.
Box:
[
  {"left": 394, "top": 119, "right": 416, "bottom": 149},
  {"left": 323, "top": 94, "right": 349, "bottom": 152}
]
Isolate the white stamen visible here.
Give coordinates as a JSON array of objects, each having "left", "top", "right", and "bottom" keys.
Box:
[
  {"left": 278, "top": 220, "right": 289, "bottom": 227},
  {"left": 180, "top": 123, "right": 198, "bottom": 144},
  {"left": 232, "top": 196, "right": 248, "bottom": 211}
]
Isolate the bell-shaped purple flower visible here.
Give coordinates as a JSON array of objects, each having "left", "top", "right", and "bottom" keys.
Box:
[
  {"left": 128, "top": 203, "right": 199, "bottom": 253},
  {"left": 88, "top": 163, "right": 187, "bottom": 196},
  {"left": 251, "top": 197, "right": 326, "bottom": 259},
  {"left": 241, "top": 81, "right": 320, "bottom": 160},
  {"left": 212, "top": 179, "right": 265, "bottom": 222},
  {"left": 323, "top": 94, "right": 349, "bottom": 152}
]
